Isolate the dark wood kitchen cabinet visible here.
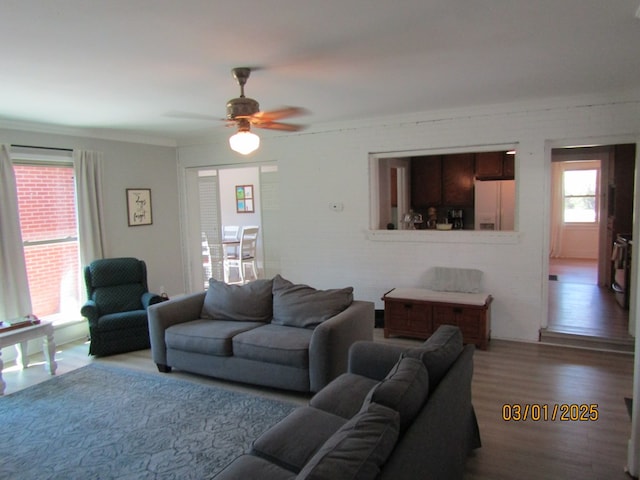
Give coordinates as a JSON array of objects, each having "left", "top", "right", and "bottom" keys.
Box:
[
  {"left": 503, "top": 154, "right": 515, "bottom": 177},
  {"left": 442, "top": 153, "right": 475, "bottom": 206},
  {"left": 610, "top": 144, "right": 636, "bottom": 236},
  {"left": 411, "top": 153, "right": 475, "bottom": 207},
  {"left": 605, "top": 144, "right": 636, "bottom": 287},
  {"left": 475, "top": 151, "right": 515, "bottom": 180},
  {"left": 411, "top": 155, "right": 442, "bottom": 207}
]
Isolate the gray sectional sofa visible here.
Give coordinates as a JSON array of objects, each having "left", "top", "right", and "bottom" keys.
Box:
[
  {"left": 147, "top": 275, "right": 374, "bottom": 393},
  {"left": 215, "top": 325, "right": 481, "bottom": 480}
]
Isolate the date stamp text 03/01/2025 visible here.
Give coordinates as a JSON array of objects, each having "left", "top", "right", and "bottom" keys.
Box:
[{"left": 502, "top": 404, "right": 599, "bottom": 422}]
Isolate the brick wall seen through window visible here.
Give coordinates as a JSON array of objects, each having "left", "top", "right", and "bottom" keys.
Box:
[{"left": 14, "top": 164, "right": 80, "bottom": 317}]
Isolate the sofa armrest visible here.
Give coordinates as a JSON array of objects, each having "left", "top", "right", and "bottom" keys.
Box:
[
  {"left": 308, "top": 300, "right": 374, "bottom": 392},
  {"left": 80, "top": 300, "right": 99, "bottom": 326},
  {"left": 142, "top": 291, "right": 166, "bottom": 308},
  {"left": 379, "top": 345, "right": 479, "bottom": 480},
  {"left": 147, "top": 291, "right": 206, "bottom": 366},
  {"left": 347, "top": 341, "right": 407, "bottom": 381}
]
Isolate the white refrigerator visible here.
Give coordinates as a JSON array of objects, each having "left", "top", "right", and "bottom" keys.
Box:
[{"left": 474, "top": 180, "right": 515, "bottom": 231}]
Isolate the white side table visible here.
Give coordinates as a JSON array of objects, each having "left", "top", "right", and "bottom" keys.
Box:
[{"left": 0, "top": 321, "right": 57, "bottom": 395}]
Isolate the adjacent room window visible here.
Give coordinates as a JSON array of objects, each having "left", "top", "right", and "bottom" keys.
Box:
[
  {"left": 13, "top": 161, "right": 81, "bottom": 321},
  {"left": 562, "top": 169, "right": 598, "bottom": 223}
]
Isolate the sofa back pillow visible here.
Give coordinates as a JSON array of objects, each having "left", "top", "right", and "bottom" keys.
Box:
[
  {"left": 363, "top": 356, "right": 429, "bottom": 433},
  {"left": 296, "top": 402, "right": 399, "bottom": 480},
  {"left": 201, "top": 278, "right": 273, "bottom": 322},
  {"left": 405, "top": 324, "right": 463, "bottom": 387},
  {"left": 272, "top": 275, "right": 353, "bottom": 328}
]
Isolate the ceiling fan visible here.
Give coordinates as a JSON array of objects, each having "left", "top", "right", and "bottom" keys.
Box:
[{"left": 225, "top": 67, "right": 307, "bottom": 154}]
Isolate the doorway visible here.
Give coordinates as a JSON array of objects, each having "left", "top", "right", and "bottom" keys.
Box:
[
  {"left": 182, "top": 164, "right": 280, "bottom": 293},
  {"left": 545, "top": 144, "right": 635, "bottom": 348}
]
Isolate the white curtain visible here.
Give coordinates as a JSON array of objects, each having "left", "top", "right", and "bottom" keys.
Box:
[
  {"left": 0, "top": 144, "right": 33, "bottom": 318},
  {"left": 73, "top": 150, "right": 106, "bottom": 268},
  {"left": 549, "top": 162, "right": 564, "bottom": 258}
]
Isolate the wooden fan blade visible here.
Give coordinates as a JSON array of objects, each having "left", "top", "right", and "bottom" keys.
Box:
[
  {"left": 252, "top": 121, "right": 304, "bottom": 132},
  {"left": 252, "top": 106, "right": 308, "bottom": 122}
]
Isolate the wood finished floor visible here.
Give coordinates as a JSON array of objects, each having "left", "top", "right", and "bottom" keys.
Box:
[
  {"left": 1, "top": 331, "right": 635, "bottom": 479},
  {"left": 547, "top": 258, "right": 632, "bottom": 342}
]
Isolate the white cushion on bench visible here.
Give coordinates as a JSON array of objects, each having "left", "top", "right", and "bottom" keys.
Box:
[{"left": 384, "top": 288, "right": 490, "bottom": 306}]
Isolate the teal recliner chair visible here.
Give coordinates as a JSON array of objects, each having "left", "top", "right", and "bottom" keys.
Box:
[{"left": 81, "top": 257, "right": 165, "bottom": 356}]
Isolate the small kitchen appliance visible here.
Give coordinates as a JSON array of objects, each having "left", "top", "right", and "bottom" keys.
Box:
[{"left": 448, "top": 209, "right": 464, "bottom": 229}]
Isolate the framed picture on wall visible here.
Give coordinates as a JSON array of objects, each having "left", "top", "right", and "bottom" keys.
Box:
[
  {"left": 236, "top": 185, "right": 254, "bottom": 213},
  {"left": 127, "top": 188, "right": 153, "bottom": 226}
]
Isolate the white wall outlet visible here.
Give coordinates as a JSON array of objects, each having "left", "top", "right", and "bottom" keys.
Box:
[{"left": 330, "top": 202, "right": 344, "bottom": 212}]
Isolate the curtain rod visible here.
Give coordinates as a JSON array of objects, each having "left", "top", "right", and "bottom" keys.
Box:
[{"left": 11, "top": 144, "right": 73, "bottom": 152}]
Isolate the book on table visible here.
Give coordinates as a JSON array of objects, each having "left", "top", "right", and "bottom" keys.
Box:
[{"left": 0, "top": 315, "right": 41, "bottom": 333}]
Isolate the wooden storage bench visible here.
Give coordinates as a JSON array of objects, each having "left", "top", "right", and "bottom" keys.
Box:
[{"left": 382, "top": 288, "right": 492, "bottom": 350}]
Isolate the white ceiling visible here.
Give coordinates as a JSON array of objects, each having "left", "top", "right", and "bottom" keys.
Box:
[{"left": 2, "top": 0, "right": 640, "bottom": 142}]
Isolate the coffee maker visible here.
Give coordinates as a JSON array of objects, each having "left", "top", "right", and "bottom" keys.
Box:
[{"left": 448, "top": 209, "right": 464, "bottom": 229}]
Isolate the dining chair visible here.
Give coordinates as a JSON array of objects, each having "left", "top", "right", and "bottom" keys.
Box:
[
  {"left": 222, "top": 225, "right": 240, "bottom": 242},
  {"left": 221, "top": 225, "right": 241, "bottom": 259},
  {"left": 223, "top": 226, "right": 259, "bottom": 284}
]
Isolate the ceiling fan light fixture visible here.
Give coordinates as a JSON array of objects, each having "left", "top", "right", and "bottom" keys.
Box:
[{"left": 229, "top": 130, "right": 260, "bottom": 155}]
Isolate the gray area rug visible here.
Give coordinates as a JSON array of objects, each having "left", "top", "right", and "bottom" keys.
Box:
[{"left": 0, "top": 364, "right": 297, "bottom": 479}]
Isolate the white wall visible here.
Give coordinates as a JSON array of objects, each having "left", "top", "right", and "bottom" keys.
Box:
[
  {"left": 218, "top": 167, "right": 261, "bottom": 230},
  {"left": 0, "top": 127, "right": 184, "bottom": 298},
  {"left": 177, "top": 94, "right": 640, "bottom": 343},
  {"left": 558, "top": 225, "right": 599, "bottom": 259}
]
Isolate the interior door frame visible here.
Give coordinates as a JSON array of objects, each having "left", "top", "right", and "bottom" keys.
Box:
[
  {"left": 544, "top": 138, "right": 636, "bottom": 335},
  {"left": 549, "top": 147, "right": 610, "bottom": 285},
  {"left": 180, "top": 163, "right": 278, "bottom": 293}
]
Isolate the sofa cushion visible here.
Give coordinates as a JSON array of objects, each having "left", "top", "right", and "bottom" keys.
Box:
[
  {"left": 201, "top": 278, "right": 273, "bottom": 322},
  {"left": 309, "top": 373, "right": 379, "bottom": 420},
  {"left": 363, "top": 356, "right": 429, "bottom": 433},
  {"left": 215, "top": 454, "right": 296, "bottom": 480},
  {"left": 405, "top": 324, "right": 463, "bottom": 387},
  {"left": 296, "top": 402, "right": 400, "bottom": 480},
  {"left": 252, "top": 406, "right": 348, "bottom": 473},
  {"left": 271, "top": 275, "right": 353, "bottom": 328},
  {"left": 165, "top": 319, "right": 265, "bottom": 356},
  {"left": 233, "top": 324, "right": 313, "bottom": 368}
]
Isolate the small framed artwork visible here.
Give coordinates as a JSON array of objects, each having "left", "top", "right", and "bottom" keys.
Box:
[
  {"left": 127, "top": 188, "right": 153, "bottom": 226},
  {"left": 236, "top": 185, "right": 255, "bottom": 213}
]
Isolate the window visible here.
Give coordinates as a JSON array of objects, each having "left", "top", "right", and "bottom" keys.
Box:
[
  {"left": 370, "top": 146, "right": 517, "bottom": 231},
  {"left": 13, "top": 162, "right": 81, "bottom": 321},
  {"left": 563, "top": 169, "right": 598, "bottom": 223}
]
